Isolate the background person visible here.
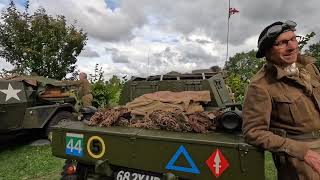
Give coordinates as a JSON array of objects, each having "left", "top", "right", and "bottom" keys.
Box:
[{"left": 79, "top": 72, "right": 93, "bottom": 107}]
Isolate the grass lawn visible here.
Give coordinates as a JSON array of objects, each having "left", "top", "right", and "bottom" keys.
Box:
[
  {"left": 0, "top": 143, "right": 277, "bottom": 180},
  {"left": 265, "top": 151, "right": 277, "bottom": 180},
  {"left": 0, "top": 144, "right": 64, "bottom": 180}
]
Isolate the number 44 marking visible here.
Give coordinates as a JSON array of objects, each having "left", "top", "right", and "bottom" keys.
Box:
[
  {"left": 67, "top": 138, "right": 82, "bottom": 153},
  {"left": 65, "top": 133, "right": 84, "bottom": 157}
]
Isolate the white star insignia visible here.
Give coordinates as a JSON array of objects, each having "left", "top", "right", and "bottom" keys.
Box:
[{"left": 0, "top": 83, "right": 21, "bottom": 102}]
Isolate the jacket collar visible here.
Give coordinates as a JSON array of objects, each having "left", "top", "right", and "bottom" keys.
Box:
[{"left": 265, "top": 55, "right": 315, "bottom": 80}]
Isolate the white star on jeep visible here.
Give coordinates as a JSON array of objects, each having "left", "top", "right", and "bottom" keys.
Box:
[{"left": 0, "top": 83, "right": 21, "bottom": 101}]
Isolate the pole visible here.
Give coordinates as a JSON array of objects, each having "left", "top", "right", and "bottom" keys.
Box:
[
  {"left": 226, "top": 0, "right": 230, "bottom": 62},
  {"left": 147, "top": 47, "right": 150, "bottom": 76}
]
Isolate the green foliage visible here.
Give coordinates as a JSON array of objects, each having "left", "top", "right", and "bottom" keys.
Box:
[
  {"left": 298, "top": 32, "right": 316, "bottom": 50},
  {"left": 90, "top": 64, "right": 108, "bottom": 108},
  {"left": 303, "top": 33, "right": 320, "bottom": 70},
  {"left": 0, "top": 145, "right": 64, "bottom": 180},
  {"left": 306, "top": 42, "right": 320, "bottom": 69},
  {"left": 0, "top": 1, "right": 87, "bottom": 80},
  {"left": 90, "top": 64, "right": 125, "bottom": 108},
  {"left": 225, "top": 73, "right": 246, "bottom": 102},
  {"left": 297, "top": 32, "right": 320, "bottom": 69},
  {"left": 89, "top": 64, "right": 105, "bottom": 82},
  {"left": 106, "top": 75, "right": 125, "bottom": 106},
  {"left": 91, "top": 81, "right": 110, "bottom": 108},
  {"left": 224, "top": 50, "right": 264, "bottom": 102}
]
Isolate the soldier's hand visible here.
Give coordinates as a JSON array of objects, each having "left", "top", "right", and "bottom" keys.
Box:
[{"left": 304, "top": 150, "right": 320, "bottom": 174}]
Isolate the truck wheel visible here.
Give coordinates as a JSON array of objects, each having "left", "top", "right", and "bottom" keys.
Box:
[{"left": 46, "top": 111, "right": 73, "bottom": 140}]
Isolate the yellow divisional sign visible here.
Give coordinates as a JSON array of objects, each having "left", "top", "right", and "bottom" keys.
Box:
[{"left": 86, "top": 136, "right": 106, "bottom": 159}]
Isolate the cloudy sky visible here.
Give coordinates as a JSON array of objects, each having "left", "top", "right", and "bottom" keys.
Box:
[{"left": 0, "top": 0, "right": 319, "bottom": 79}]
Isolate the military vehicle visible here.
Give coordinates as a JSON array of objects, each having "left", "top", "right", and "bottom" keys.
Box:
[
  {"left": 51, "top": 70, "right": 265, "bottom": 180},
  {"left": 0, "top": 76, "right": 79, "bottom": 142}
]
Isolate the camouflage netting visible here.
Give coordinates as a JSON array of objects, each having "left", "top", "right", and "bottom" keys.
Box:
[
  {"left": 88, "top": 107, "right": 222, "bottom": 133},
  {"left": 88, "top": 91, "right": 223, "bottom": 133}
]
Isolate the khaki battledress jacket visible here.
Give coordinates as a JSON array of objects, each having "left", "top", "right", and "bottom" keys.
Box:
[
  {"left": 242, "top": 55, "right": 320, "bottom": 179},
  {"left": 79, "top": 79, "right": 93, "bottom": 107}
]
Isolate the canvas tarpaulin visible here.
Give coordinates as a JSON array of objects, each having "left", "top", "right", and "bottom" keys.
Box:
[{"left": 125, "top": 91, "right": 211, "bottom": 116}]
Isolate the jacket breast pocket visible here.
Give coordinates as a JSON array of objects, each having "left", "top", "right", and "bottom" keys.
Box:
[{"left": 272, "top": 95, "right": 302, "bottom": 125}]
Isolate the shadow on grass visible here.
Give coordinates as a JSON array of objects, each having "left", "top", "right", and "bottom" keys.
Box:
[{"left": 0, "top": 132, "right": 41, "bottom": 150}]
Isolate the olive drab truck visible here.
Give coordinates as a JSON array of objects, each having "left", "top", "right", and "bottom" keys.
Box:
[
  {"left": 0, "top": 76, "right": 78, "bottom": 141},
  {"left": 51, "top": 70, "right": 265, "bottom": 180}
]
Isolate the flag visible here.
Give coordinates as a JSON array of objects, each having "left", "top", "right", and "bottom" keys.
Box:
[{"left": 229, "top": 8, "right": 239, "bottom": 18}]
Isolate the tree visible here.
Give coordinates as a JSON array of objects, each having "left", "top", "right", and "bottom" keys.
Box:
[
  {"left": 298, "top": 32, "right": 316, "bottom": 50},
  {"left": 89, "top": 64, "right": 125, "bottom": 107},
  {"left": 224, "top": 50, "right": 264, "bottom": 102},
  {"left": 106, "top": 75, "right": 125, "bottom": 106},
  {"left": 0, "top": 1, "right": 87, "bottom": 79},
  {"left": 224, "top": 50, "right": 264, "bottom": 83},
  {"left": 305, "top": 42, "right": 320, "bottom": 69},
  {"left": 89, "top": 64, "right": 105, "bottom": 83},
  {"left": 301, "top": 32, "right": 320, "bottom": 70}
]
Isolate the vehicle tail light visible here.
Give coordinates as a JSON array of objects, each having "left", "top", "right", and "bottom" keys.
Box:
[{"left": 66, "top": 165, "right": 77, "bottom": 175}]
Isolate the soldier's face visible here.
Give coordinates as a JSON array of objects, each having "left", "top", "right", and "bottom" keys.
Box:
[{"left": 266, "top": 31, "right": 299, "bottom": 66}]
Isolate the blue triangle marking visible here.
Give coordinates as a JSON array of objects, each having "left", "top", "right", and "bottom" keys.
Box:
[{"left": 165, "top": 145, "right": 200, "bottom": 174}]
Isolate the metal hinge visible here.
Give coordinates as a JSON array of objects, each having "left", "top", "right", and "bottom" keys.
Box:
[{"left": 238, "top": 143, "right": 250, "bottom": 173}]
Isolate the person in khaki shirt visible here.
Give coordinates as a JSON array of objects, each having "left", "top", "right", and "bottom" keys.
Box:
[
  {"left": 242, "top": 20, "right": 320, "bottom": 180},
  {"left": 79, "top": 72, "right": 93, "bottom": 107}
]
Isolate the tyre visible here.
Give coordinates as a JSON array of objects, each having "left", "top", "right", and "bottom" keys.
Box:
[{"left": 46, "top": 111, "right": 73, "bottom": 139}]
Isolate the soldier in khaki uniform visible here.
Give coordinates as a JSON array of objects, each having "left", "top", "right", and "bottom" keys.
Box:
[
  {"left": 79, "top": 72, "right": 93, "bottom": 107},
  {"left": 242, "top": 20, "right": 320, "bottom": 180}
]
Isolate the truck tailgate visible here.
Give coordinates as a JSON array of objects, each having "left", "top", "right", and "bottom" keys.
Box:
[{"left": 52, "top": 121, "right": 265, "bottom": 180}]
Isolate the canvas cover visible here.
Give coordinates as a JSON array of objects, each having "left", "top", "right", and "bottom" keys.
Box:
[{"left": 126, "top": 91, "right": 211, "bottom": 115}]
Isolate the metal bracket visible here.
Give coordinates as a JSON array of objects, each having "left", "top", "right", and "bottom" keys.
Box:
[
  {"left": 163, "top": 172, "right": 178, "bottom": 180},
  {"left": 238, "top": 143, "right": 250, "bottom": 173},
  {"left": 95, "top": 159, "right": 113, "bottom": 177}
]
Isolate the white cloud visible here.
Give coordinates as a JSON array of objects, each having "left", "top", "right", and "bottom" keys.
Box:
[
  {"left": 0, "top": 0, "right": 319, "bottom": 79},
  {"left": 79, "top": 47, "right": 100, "bottom": 58},
  {"left": 29, "top": 0, "right": 147, "bottom": 41}
]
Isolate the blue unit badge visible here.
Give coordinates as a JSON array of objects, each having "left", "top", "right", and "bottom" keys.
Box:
[
  {"left": 166, "top": 145, "right": 200, "bottom": 174},
  {"left": 65, "top": 133, "right": 84, "bottom": 157}
]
